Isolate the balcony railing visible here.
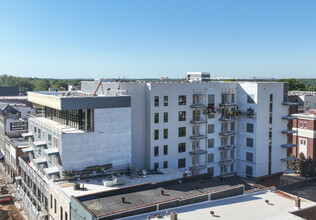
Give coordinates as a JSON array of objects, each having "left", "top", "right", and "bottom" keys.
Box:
[
  {"left": 189, "top": 150, "right": 207, "bottom": 155},
  {"left": 190, "top": 164, "right": 206, "bottom": 171},
  {"left": 190, "top": 134, "right": 207, "bottom": 139},
  {"left": 219, "top": 131, "right": 235, "bottom": 136}
]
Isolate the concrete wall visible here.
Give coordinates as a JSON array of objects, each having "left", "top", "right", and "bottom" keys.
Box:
[
  {"left": 81, "top": 81, "right": 147, "bottom": 170},
  {"left": 49, "top": 182, "right": 70, "bottom": 220},
  {"left": 61, "top": 107, "right": 132, "bottom": 170}
]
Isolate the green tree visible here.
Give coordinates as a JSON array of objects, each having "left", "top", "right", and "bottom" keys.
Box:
[
  {"left": 277, "top": 79, "right": 307, "bottom": 91},
  {"left": 289, "top": 153, "right": 315, "bottom": 178}
]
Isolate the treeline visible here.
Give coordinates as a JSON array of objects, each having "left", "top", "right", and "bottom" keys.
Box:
[{"left": 0, "top": 74, "right": 81, "bottom": 92}]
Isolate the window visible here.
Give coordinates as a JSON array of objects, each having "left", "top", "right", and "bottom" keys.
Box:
[
  {"left": 164, "top": 112, "right": 168, "bottom": 123},
  {"left": 208, "top": 124, "right": 214, "bottom": 133},
  {"left": 53, "top": 137, "right": 59, "bottom": 148},
  {"left": 154, "top": 162, "right": 159, "bottom": 169},
  {"left": 230, "top": 164, "right": 234, "bottom": 172},
  {"left": 247, "top": 94, "right": 254, "bottom": 103},
  {"left": 221, "top": 136, "right": 228, "bottom": 145},
  {"left": 60, "top": 206, "right": 63, "bottom": 220},
  {"left": 231, "top": 122, "right": 235, "bottom": 131},
  {"left": 246, "top": 165, "right": 253, "bottom": 176},
  {"left": 246, "top": 152, "right": 253, "bottom": 162},
  {"left": 163, "top": 161, "right": 168, "bottom": 168},
  {"left": 48, "top": 134, "right": 52, "bottom": 146},
  {"left": 164, "top": 96, "right": 168, "bottom": 106},
  {"left": 65, "top": 212, "right": 68, "bottom": 220},
  {"left": 154, "top": 113, "right": 159, "bottom": 123},
  {"left": 164, "top": 129, "right": 168, "bottom": 139},
  {"left": 300, "top": 121, "right": 303, "bottom": 128},
  {"left": 208, "top": 139, "right": 214, "bottom": 148},
  {"left": 178, "top": 111, "right": 186, "bottom": 121},
  {"left": 50, "top": 194, "right": 53, "bottom": 209},
  {"left": 178, "top": 143, "right": 186, "bottom": 153},
  {"left": 231, "top": 136, "right": 235, "bottom": 145},
  {"left": 34, "top": 126, "right": 37, "bottom": 134},
  {"left": 179, "top": 95, "right": 186, "bottom": 105},
  {"left": 154, "top": 130, "right": 159, "bottom": 140},
  {"left": 154, "top": 96, "right": 159, "bottom": 107},
  {"left": 38, "top": 128, "right": 41, "bottom": 138},
  {"left": 178, "top": 127, "right": 186, "bottom": 137},
  {"left": 207, "top": 167, "right": 214, "bottom": 176},
  {"left": 208, "top": 94, "right": 215, "bottom": 104},
  {"left": 163, "top": 145, "right": 168, "bottom": 155},
  {"left": 247, "top": 123, "right": 254, "bottom": 133},
  {"left": 54, "top": 198, "right": 57, "bottom": 213},
  {"left": 304, "top": 122, "right": 307, "bottom": 129},
  {"left": 178, "top": 158, "right": 186, "bottom": 168},
  {"left": 208, "top": 153, "right": 214, "bottom": 163},
  {"left": 154, "top": 146, "right": 159, "bottom": 157},
  {"left": 246, "top": 138, "right": 253, "bottom": 147}
]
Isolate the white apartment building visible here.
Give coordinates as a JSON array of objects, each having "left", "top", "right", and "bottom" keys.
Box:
[{"left": 81, "top": 77, "right": 292, "bottom": 179}]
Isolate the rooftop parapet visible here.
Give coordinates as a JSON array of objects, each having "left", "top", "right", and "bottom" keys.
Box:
[{"left": 27, "top": 91, "right": 131, "bottom": 110}]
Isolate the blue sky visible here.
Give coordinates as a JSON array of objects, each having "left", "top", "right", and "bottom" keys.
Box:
[{"left": 0, "top": 0, "right": 316, "bottom": 79}]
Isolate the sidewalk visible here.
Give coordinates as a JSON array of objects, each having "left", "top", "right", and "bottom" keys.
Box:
[{"left": 0, "top": 161, "right": 28, "bottom": 220}]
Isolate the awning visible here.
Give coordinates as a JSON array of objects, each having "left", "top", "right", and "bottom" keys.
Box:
[
  {"left": 43, "top": 148, "right": 59, "bottom": 155},
  {"left": 43, "top": 167, "right": 59, "bottom": 175},
  {"left": 33, "top": 141, "right": 47, "bottom": 147},
  {"left": 22, "top": 133, "right": 33, "bottom": 139},
  {"left": 22, "top": 147, "right": 34, "bottom": 153},
  {"left": 33, "top": 158, "right": 47, "bottom": 165},
  {"left": 0, "top": 151, "right": 4, "bottom": 160}
]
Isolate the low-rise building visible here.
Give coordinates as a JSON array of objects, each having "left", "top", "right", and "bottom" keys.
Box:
[{"left": 291, "top": 109, "right": 316, "bottom": 169}]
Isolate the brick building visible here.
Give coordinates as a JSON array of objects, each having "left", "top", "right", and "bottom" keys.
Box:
[{"left": 291, "top": 109, "right": 316, "bottom": 169}]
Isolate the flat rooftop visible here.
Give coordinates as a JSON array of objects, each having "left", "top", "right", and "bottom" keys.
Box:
[
  {"left": 27, "top": 91, "right": 131, "bottom": 110},
  {"left": 79, "top": 177, "right": 252, "bottom": 218},
  {"left": 124, "top": 190, "right": 316, "bottom": 220},
  {"left": 280, "top": 179, "right": 316, "bottom": 202},
  {"left": 55, "top": 169, "right": 185, "bottom": 198}
]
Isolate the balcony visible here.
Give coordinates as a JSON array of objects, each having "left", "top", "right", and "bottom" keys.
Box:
[
  {"left": 190, "top": 134, "right": 207, "bottom": 140},
  {"left": 219, "top": 159, "right": 234, "bottom": 165},
  {"left": 220, "top": 172, "right": 236, "bottom": 178},
  {"left": 22, "top": 147, "right": 34, "bottom": 153},
  {"left": 219, "top": 145, "right": 235, "bottom": 151},
  {"left": 43, "top": 148, "right": 59, "bottom": 155},
  {"left": 281, "top": 143, "right": 297, "bottom": 148},
  {"left": 189, "top": 150, "right": 207, "bottom": 155},
  {"left": 219, "top": 116, "right": 236, "bottom": 121},
  {"left": 33, "top": 141, "right": 47, "bottom": 148},
  {"left": 219, "top": 131, "right": 235, "bottom": 136},
  {"left": 22, "top": 132, "right": 33, "bottom": 139},
  {"left": 219, "top": 102, "right": 236, "bottom": 107},
  {"left": 190, "top": 118, "right": 207, "bottom": 124},
  {"left": 43, "top": 167, "right": 59, "bottom": 176},
  {"left": 281, "top": 156, "right": 296, "bottom": 161},
  {"left": 33, "top": 158, "right": 47, "bottom": 165},
  {"left": 282, "top": 129, "right": 297, "bottom": 134},
  {"left": 190, "top": 103, "right": 207, "bottom": 108},
  {"left": 282, "top": 116, "right": 297, "bottom": 120},
  {"left": 190, "top": 164, "right": 206, "bottom": 171}
]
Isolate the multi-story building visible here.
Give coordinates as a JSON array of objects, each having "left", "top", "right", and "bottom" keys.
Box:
[
  {"left": 291, "top": 109, "right": 316, "bottom": 169},
  {"left": 81, "top": 76, "right": 292, "bottom": 178},
  {"left": 18, "top": 91, "right": 132, "bottom": 220},
  {"left": 0, "top": 102, "right": 35, "bottom": 183}
]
